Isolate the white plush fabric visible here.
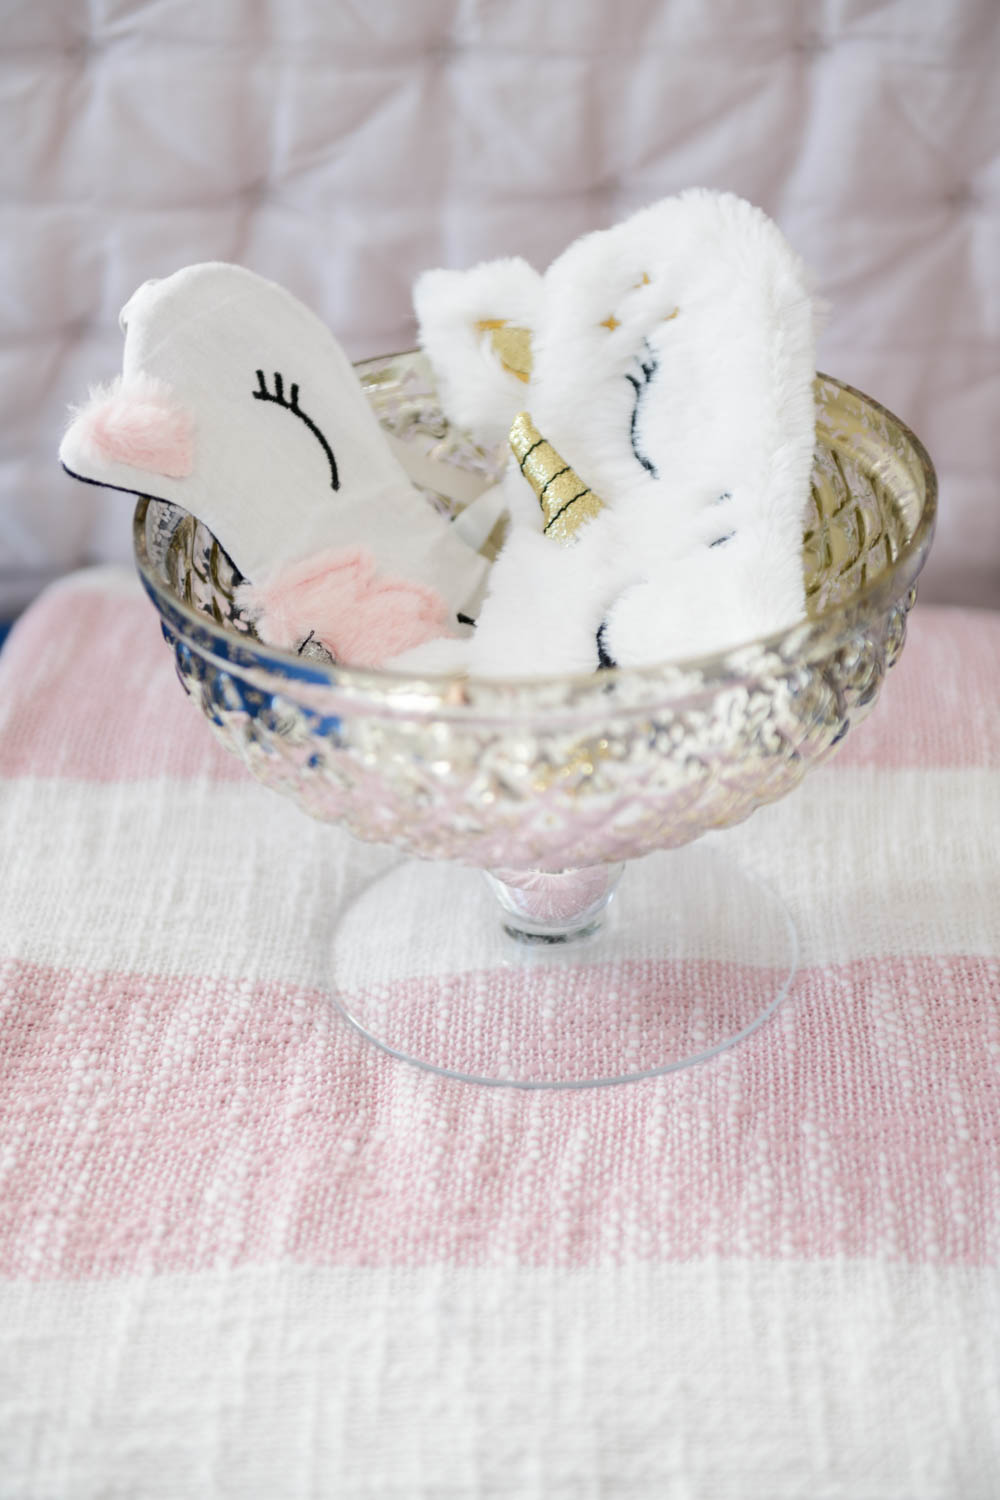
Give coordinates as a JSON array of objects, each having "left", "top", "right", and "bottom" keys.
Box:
[
  {"left": 58, "top": 263, "right": 485, "bottom": 616},
  {"left": 1, "top": 1, "right": 997, "bottom": 618},
  {"left": 414, "top": 258, "right": 543, "bottom": 446},
  {"left": 411, "top": 190, "right": 817, "bottom": 675}
]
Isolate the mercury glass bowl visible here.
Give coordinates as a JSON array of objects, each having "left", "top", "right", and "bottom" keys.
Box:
[{"left": 133, "top": 353, "right": 936, "bottom": 1088}]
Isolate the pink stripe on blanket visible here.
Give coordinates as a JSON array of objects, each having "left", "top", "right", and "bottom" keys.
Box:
[
  {"left": 1, "top": 953, "right": 997, "bottom": 1279},
  {"left": 0, "top": 588, "right": 242, "bottom": 782}
]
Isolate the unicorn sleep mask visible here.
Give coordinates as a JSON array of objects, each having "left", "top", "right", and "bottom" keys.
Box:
[
  {"left": 402, "top": 189, "right": 820, "bottom": 677},
  {"left": 60, "top": 263, "right": 486, "bottom": 667}
]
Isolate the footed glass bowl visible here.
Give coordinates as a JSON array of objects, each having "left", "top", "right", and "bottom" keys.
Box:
[{"left": 133, "top": 354, "right": 936, "bottom": 1087}]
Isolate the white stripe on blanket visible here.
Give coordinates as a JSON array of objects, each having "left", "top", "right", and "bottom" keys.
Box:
[
  {"left": 0, "top": 770, "right": 996, "bottom": 983},
  {"left": 2, "top": 1259, "right": 998, "bottom": 1500}
]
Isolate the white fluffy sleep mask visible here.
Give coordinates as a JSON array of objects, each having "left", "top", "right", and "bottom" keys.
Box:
[
  {"left": 414, "top": 256, "right": 543, "bottom": 448},
  {"left": 411, "top": 189, "right": 819, "bottom": 677},
  {"left": 60, "top": 263, "right": 486, "bottom": 667}
]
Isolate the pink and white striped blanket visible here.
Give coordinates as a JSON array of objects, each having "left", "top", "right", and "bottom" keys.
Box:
[{"left": 1, "top": 568, "right": 998, "bottom": 1499}]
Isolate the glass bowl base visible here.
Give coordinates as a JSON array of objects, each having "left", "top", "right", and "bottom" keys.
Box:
[{"left": 330, "top": 843, "right": 799, "bottom": 1089}]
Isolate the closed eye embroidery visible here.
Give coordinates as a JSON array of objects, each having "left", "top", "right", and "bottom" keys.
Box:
[
  {"left": 624, "top": 339, "right": 658, "bottom": 479},
  {"left": 253, "top": 370, "right": 340, "bottom": 491}
]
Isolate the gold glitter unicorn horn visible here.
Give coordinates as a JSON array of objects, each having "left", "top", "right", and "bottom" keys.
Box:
[{"left": 509, "top": 411, "right": 604, "bottom": 543}]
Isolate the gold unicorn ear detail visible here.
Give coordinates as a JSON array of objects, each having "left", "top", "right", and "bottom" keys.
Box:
[
  {"left": 477, "top": 320, "right": 533, "bottom": 383},
  {"left": 509, "top": 412, "right": 603, "bottom": 543}
]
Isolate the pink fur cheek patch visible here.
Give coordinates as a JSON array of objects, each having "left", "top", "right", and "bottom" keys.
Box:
[
  {"left": 237, "top": 548, "right": 453, "bottom": 668},
  {"left": 71, "top": 373, "right": 194, "bottom": 479}
]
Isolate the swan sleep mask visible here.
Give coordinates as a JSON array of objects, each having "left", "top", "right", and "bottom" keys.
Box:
[{"left": 59, "top": 262, "right": 487, "bottom": 668}]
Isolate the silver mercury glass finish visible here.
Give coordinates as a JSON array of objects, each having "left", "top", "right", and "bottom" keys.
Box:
[{"left": 133, "top": 353, "right": 936, "bottom": 910}]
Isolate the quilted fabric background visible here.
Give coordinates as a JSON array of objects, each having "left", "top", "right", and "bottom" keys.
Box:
[{"left": 1, "top": 0, "right": 998, "bottom": 614}]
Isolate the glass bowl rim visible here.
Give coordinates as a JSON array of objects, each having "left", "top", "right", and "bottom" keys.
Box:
[{"left": 132, "top": 368, "right": 937, "bottom": 714}]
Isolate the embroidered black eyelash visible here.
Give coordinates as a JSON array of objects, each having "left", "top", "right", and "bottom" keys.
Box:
[
  {"left": 253, "top": 370, "right": 340, "bottom": 491},
  {"left": 625, "top": 339, "right": 658, "bottom": 479}
]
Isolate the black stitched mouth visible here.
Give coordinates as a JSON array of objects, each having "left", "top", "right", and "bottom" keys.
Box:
[
  {"left": 596, "top": 620, "right": 617, "bottom": 670},
  {"left": 624, "top": 338, "right": 658, "bottom": 479}
]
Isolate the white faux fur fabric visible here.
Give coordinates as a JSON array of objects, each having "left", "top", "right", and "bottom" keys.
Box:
[
  {"left": 410, "top": 190, "right": 817, "bottom": 676},
  {"left": 414, "top": 259, "right": 543, "bottom": 448}
]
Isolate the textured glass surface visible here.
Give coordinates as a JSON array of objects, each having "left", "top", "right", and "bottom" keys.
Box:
[{"left": 133, "top": 356, "right": 936, "bottom": 873}]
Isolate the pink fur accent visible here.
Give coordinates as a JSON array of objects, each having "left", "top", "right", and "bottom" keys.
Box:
[
  {"left": 237, "top": 548, "right": 453, "bottom": 668},
  {"left": 72, "top": 373, "right": 194, "bottom": 478}
]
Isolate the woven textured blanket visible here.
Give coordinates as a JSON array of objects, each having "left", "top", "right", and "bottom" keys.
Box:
[{"left": 0, "top": 569, "right": 998, "bottom": 1498}]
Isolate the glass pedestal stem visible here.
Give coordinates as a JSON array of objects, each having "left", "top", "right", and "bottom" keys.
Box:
[{"left": 484, "top": 863, "right": 625, "bottom": 943}]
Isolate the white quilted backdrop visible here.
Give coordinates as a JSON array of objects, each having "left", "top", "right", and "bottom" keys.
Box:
[{"left": 1, "top": 0, "right": 998, "bottom": 616}]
